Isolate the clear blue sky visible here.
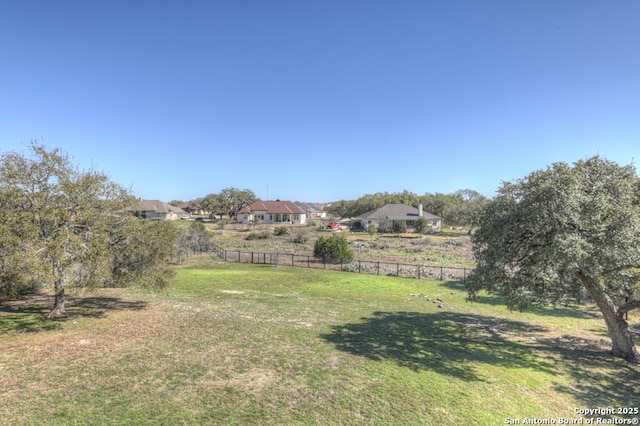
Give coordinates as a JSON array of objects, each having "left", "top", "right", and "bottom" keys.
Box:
[{"left": 2, "top": 1, "right": 639, "bottom": 202}]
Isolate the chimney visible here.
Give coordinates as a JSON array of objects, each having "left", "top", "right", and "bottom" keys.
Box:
[{"left": 418, "top": 204, "right": 423, "bottom": 217}]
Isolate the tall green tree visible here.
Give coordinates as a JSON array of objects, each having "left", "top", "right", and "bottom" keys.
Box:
[
  {"left": 197, "top": 193, "right": 224, "bottom": 219},
  {"left": 419, "top": 192, "right": 462, "bottom": 224},
  {"left": 197, "top": 187, "right": 257, "bottom": 219},
  {"left": 219, "top": 187, "right": 257, "bottom": 219},
  {"left": 447, "top": 189, "right": 489, "bottom": 230},
  {"left": 468, "top": 157, "right": 640, "bottom": 363},
  {"left": 0, "top": 145, "right": 177, "bottom": 317}
]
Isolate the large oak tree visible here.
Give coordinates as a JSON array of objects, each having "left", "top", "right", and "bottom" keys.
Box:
[
  {"left": 468, "top": 156, "right": 640, "bottom": 363},
  {"left": 0, "top": 144, "right": 177, "bottom": 317}
]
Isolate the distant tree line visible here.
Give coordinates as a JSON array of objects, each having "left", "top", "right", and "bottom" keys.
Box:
[
  {"left": 326, "top": 189, "right": 489, "bottom": 230},
  {"left": 175, "top": 187, "right": 489, "bottom": 229}
]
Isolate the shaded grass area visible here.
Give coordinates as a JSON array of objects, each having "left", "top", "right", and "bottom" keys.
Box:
[
  {"left": 1, "top": 258, "right": 638, "bottom": 425},
  {"left": 322, "top": 311, "right": 552, "bottom": 381},
  {"left": 0, "top": 293, "right": 148, "bottom": 333}
]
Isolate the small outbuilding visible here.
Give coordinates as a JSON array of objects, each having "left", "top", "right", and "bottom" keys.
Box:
[{"left": 130, "top": 199, "right": 186, "bottom": 221}]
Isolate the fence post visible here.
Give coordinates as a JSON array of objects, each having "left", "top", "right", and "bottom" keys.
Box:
[
  {"left": 440, "top": 266, "right": 443, "bottom": 281},
  {"left": 291, "top": 254, "right": 294, "bottom": 266},
  {"left": 417, "top": 265, "right": 421, "bottom": 280},
  {"left": 377, "top": 262, "right": 380, "bottom": 275},
  {"left": 358, "top": 260, "right": 361, "bottom": 273},
  {"left": 397, "top": 263, "right": 399, "bottom": 277},
  {"left": 307, "top": 256, "right": 310, "bottom": 268},
  {"left": 463, "top": 268, "right": 466, "bottom": 283}
]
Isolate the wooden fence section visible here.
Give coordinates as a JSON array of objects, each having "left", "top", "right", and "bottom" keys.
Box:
[{"left": 207, "top": 244, "right": 469, "bottom": 282}]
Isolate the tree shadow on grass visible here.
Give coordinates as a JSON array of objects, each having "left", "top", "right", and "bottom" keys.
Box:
[
  {"left": 321, "top": 311, "right": 553, "bottom": 382},
  {"left": 534, "top": 335, "right": 640, "bottom": 406},
  {"left": 442, "top": 280, "right": 603, "bottom": 320},
  {"left": 321, "top": 311, "right": 640, "bottom": 406},
  {"left": 0, "top": 293, "right": 148, "bottom": 333}
]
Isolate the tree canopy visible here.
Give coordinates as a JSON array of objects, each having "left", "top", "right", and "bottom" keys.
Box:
[
  {"left": 195, "top": 187, "right": 257, "bottom": 219},
  {"left": 468, "top": 156, "right": 640, "bottom": 363},
  {"left": 0, "top": 144, "right": 178, "bottom": 316}
]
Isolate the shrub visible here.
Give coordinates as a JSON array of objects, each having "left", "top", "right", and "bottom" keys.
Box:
[
  {"left": 246, "top": 231, "right": 270, "bottom": 240},
  {"left": 274, "top": 227, "right": 289, "bottom": 236},
  {"left": 313, "top": 235, "right": 354, "bottom": 264},
  {"left": 414, "top": 217, "right": 429, "bottom": 235},
  {"left": 411, "top": 236, "right": 436, "bottom": 246},
  {"left": 292, "top": 230, "right": 310, "bottom": 244},
  {"left": 377, "top": 219, "right": 392, "bottom": 233},
  {"left": 392, "top": 220, "right": 406, "bottom": 235}
]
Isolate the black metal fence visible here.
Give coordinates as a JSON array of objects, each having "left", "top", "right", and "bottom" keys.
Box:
[{"left": 205, "top": 244, "right": 469, "bottom": 282}]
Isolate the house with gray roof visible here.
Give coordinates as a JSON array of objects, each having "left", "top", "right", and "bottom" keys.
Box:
[
  {"left": 357, "top": 203, "right": 442, "bottom": 232},
  {"left": 131, "top": 199, "right": 186, "bottom": 221},
  {"left": 298, "top": 203, "right": 327, "bottom": 219}
]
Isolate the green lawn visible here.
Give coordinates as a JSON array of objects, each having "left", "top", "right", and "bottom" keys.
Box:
[{"left": 1, "top": 255, "right": 638, "bottom": 425}]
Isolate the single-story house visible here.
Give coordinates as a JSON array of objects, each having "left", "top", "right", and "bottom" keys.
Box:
[
  {"left": 298, "top": 203, "right": 328, "bottom": 219},
  {"left": 357, "top": 203, "right": 442, "bottom": 232},
  {"left": 237, "top": 200, "right": 307, "bottom": 225},
  {"left": 179, "top": 202, "right": 207, "bottom": 216},
  {"left": 131, "top": 199, "right": 186, "bottom": 221}
]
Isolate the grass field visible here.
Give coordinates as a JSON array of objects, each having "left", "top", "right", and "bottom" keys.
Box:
[{"left": 1, "top": 255, "right": 639, "bottom": 425}]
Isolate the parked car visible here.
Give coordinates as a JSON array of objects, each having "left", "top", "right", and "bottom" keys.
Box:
[
  {"left": 180, "top": 215, "right": 190, "bottom": 220},
  {"left": 327, "top": 222, "right": 349, "bottom": 231}
]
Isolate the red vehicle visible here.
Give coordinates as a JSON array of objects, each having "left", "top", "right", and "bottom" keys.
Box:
[{"left": 327, "top": 222, "right": 349, "bottom": 231}]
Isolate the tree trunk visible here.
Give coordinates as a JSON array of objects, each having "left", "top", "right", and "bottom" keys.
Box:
[
  {"left": 47, "top": 277, "right": 66, "bottom": 318},
  {"left": 577, "top": 270, "right": 639, "bottom": 363}
]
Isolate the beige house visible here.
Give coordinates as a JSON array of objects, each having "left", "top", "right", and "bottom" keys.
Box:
[
  {"left": 131, "top": 199, "right": 186, "bottom": 220},
  {"left": 237, "top": 200, "right": 307, "bottom": 225}
]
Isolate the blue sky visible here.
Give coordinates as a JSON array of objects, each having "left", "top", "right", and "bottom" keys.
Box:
[{"left": 1, "top": 1, "right": 639, "bottom": 202}]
